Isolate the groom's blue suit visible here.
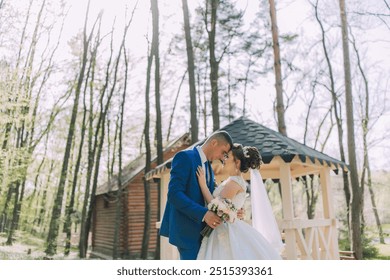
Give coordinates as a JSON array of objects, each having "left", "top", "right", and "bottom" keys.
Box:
[{"left": 160, "top": 146, "right": 214, "bottom": 260}]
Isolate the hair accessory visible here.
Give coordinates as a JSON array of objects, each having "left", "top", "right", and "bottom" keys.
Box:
[{"left": 243, "top": 148, "right": 250, "bottom": 158}]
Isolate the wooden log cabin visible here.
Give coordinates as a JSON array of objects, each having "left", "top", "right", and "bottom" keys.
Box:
[{"left": 91, "top": 133, "right": 191, "bottom": 259}]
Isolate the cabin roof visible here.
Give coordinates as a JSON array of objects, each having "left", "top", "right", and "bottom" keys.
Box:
[{"left": 96, "top": 132, "right": 190, "bottom": 195}]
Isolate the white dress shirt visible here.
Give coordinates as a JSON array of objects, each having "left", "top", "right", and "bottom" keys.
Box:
[{"left": 196, "top": 146, "right": 209, "bottom": 220}]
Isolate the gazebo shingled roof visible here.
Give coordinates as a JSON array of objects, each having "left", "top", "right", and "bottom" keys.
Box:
[
  {"left": 146, "top": 116, "right": 348, "bottom": 180},
  {"left": 221, "top": 116, "right": 348, "bottom": 172}
]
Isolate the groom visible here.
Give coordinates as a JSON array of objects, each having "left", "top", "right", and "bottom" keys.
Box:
[{"left": 160, "top": 130, "right": 233, "bottom": 260}]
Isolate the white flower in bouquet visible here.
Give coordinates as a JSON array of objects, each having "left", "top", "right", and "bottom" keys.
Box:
[{"left": 201, "top": 196, "right": 238, "bottom": 237}]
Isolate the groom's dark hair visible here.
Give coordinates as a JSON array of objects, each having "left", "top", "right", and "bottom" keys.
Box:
[{"left": 206, "top": 130, "right": 233, "bottom": 150}]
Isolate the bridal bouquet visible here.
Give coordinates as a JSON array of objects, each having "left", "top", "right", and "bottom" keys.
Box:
[{"left": 200, "top": 197, "right": 238, "bottom": 237}]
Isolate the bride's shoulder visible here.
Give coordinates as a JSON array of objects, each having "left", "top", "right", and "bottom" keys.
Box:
[
  {"left": 224, "top": 177, "right": 244, "bottom": 191},
  {"left": 227, "top": 176, "right": 247, "bottom": 190}
]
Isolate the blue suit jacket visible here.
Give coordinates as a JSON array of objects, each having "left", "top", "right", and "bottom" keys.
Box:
[{"left": 160, "top": 147, "right": 214, "bottom": 251}]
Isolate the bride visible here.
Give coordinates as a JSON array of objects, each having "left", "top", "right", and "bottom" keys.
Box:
[{"left": 196, "top": 143, "right": 283, "bottom": 260}]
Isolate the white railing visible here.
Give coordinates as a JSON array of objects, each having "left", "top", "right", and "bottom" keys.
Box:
[{"left": 280, "top": 218, "right": 339, "bottom": 260}]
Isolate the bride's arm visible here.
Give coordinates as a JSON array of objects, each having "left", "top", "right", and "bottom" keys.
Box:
[
  {"left": 219, "top": 179, "right": 241, "bottom": 200},
  {"left": 220, "top": 180, "right": 246, "bottom": 219},
  {"left": 196, "top": 167, "right": 214, "bottom": 203}
]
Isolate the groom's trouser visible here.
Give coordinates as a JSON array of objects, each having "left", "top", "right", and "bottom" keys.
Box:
[{"left": 178, "top": 247, "right": 199, "bottom": 260}]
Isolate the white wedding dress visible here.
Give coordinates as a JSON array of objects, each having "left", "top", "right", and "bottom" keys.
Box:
[{"left": 197, "top": 176, "right": 282, "bottom": 260}]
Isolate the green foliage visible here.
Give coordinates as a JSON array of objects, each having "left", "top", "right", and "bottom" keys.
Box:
[
  {"left": 361, "top": 233, "right": 379, "bottom": 259},
  {"left": 280, "top": 33, "right": 299, "bottom": 43},
  {"left": 338, "top": 220, "right": 381, "bottom": 259},
  {"left": 338, "top": 236, "right": 352, "bottom": 251}
]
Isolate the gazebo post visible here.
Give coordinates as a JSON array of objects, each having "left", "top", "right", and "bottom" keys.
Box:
[
  {"left": 319, "top": 167, "right": 340, "bottom": 259},
  {"left": 279, "top": 159, "right": 297, "bottom": 259}
]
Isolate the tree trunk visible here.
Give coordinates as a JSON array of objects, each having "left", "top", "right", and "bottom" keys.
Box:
[
  {"left": 367, "top": 169, "right": 384, "bottom": 243},
  {"left": 303, "top": 176, "right": 318, "bottom": 220},
  {"left": 182, "top": 0, "right": 198, "bottom": 143},
  {"left": 167, "top": 71, "right": 187, "bottom": 142},
  {"left": 152, "top": 0, "right": 163, "bottom": 166},
  {"left": 141, "top": 48, "right": 153, "bottom": 259},
  {"left": 351, "top": 31, "right": 385, "bottom": 244},
  {"left": 79, "top": 36, "right": 100, "bottom": 259},
  {"left": 112, "top": 108, "right": 122, "bottom": 259},
  {"left": 78, "top": 10, "right": 107, "bottom": 259},
  {"left": 63, "top": 63, "right": 90, "bottom": 256},
  {"left": 36, "top": 161, "right": 54, "bottom": 231},
  {"left": 45, "top": 0, "right": 91, "bottom": 256},
  {"left": 227, "top": 53, "right": 233, "bottom": 121},
  {"left": 313, "top": 0, "right": 351, "bottom": 238},
  {"left": 4, "top": 0, "right": 53, "bottom": 245},
  {"left": 82, "top": 14, "right": 127, "bottom": 258},
  {"left": 0, "top": 185, "right": 14, "bottom": 233},
  {"left": 268, "top": 0, "right": 287, "bottom": 136},
  {"left": 24, "top": 148, "right": 46, "bottom": 232},
  {"left": 113, "top": 16, "right": 134, "bottom": 259},
  {"left": 6, "top": 128, "right": 26, "bottom": 245},
  {"left": 338, "top": 0, "right": 363, "bottom": 259},
  {"left": 6, "top": 182, "right": 20, "bottom": 245},
  {"left": 121, "top": 49, "right": 131, "bottom": 258},
  {"left": 152, "top": 0, "right": 162, "bottom": 260},
  {"left": 207, "top": 0, "right": 220, "bottom": 131},
  {"left": 140, "top": 0, "right": 160, "bottom": 260}
]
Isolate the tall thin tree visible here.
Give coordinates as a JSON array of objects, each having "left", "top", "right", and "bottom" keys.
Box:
[
  {"left": 182, "top": 0, "right": 198, "bottom": 143},
  {"left": 351, "top": 31, "right": 385, "bottom": 244},
  {"left": 78, "top": 15, "right": 103, "bottom": 258},
  {"left": 112, "top": 10, "right": 135, "bottom": 259},
  {"left": 45, "top": 0, "right": 92, "bottom": 256},
  {"left": 338, "top": 0, "right": 363, "bottom": 259},
  {"left": 63, "top": 50, "right": 93, "bottom": 256},
  {"left": 312, "top": 0, "right": 351, "bottom": 237},
  {"left": 206, "top": 0, "right": 220, "bottom": 131},
  {"left": 268, "top": 0, "right": 287, "bottom": 136}
]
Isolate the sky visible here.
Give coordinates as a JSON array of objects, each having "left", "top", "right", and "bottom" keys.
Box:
[{"left": 12, "top": 0, "right": 389, "bottom": 170}]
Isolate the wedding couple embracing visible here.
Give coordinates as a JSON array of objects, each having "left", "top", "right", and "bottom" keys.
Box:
[{"left": 160, "top": 130, "right": 283, "bottom": 260}]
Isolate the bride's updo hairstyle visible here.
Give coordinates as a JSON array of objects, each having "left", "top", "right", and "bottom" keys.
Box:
[{"left": 231, "top": 143, "right": 262, "bottom": 173}]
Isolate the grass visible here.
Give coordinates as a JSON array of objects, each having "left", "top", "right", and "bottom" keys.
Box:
[
  {"left": 374, "top": 243, "right": 390, "bottom": 259},
  {"left": 0, "top": 231, "right": 80, "bottom": 260},
  {"left": 1, "top": 226, "right": 390, "bottom": 260},
  {"left": 363, "top": 223, "right": 390, "bottom": 260}
]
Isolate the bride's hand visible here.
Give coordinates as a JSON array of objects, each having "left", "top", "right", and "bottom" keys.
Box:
[
  {"left": 237, "top": 208, "right": 245, "bottom": 220},
  {"left": 196, "top": 166, "right": 207, "bottom": 188}
]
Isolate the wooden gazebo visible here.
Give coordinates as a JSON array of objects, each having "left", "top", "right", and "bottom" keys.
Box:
[{"left": 146, "top": 116, "right": 348, "bottom": 260}]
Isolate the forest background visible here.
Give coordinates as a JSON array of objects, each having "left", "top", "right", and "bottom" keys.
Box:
[{"left": 0, "top": 0, "right": 389, "bottom": 260}]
